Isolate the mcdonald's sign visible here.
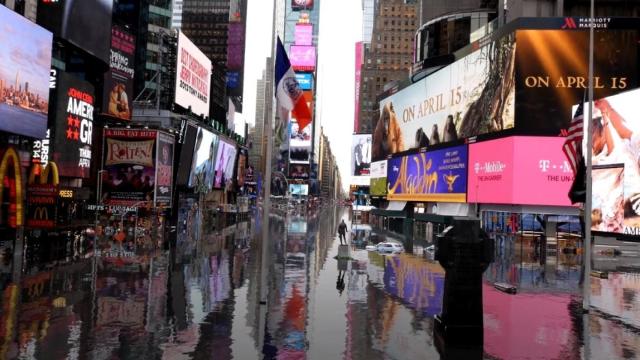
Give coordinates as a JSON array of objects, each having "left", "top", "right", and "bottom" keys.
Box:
[
  {"left": 26, "top": 162, "right": 59, "bottom": 229},
  {"left": 0, "top": 148, "right": 24, "bottom": 228}
]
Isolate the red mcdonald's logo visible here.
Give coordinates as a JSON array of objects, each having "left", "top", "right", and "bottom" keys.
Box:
[{"left": 561, "top": 17, "right": 577, "bottom": 29}]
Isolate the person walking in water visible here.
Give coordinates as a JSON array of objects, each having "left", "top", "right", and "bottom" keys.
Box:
[{"left": 338, "top": 219, "right": 348, "bottom": 245}]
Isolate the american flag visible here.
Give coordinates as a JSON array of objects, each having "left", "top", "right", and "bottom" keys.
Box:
[{"left": 563, "top": 101, "right": 584, "bottom": 175}]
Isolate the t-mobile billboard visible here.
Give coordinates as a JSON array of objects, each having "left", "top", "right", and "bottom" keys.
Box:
[
  {"left": 468, "top": 136, "right": 574, "bottom": 206},
  {"left": 175, "top": 30, "right": 211, "bottom": 118}
]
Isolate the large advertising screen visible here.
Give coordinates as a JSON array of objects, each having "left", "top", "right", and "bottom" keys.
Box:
[
  {"left": 155, "top": 132, "right": 174, "bottom": 207},
  {"left": 103, "top": 26, "right": 135, "bottom": 121},
  {"left": 175, "top": 31, "right": 211, "bottom": 118},
  {"left": 237, "top": 148, "right": 247, "bottom": 187},
  {"left": 289, "top": 118, "right": 311, "bottom": 165},
  {"left": 352, "top": 134, "right": 371, "bottom": 186},
  {"left": 515, "top": 29, "right": 639, "bottom": 136},
  {"left": 294, "top": 24, "right": 313, "bottom": 46},
  {"left": 289, "top": 184, "right": 309, "bottom": 196},
  {"left": 354, "top": 42, "right": 363, "bottom": 133},
  {"left": 290, "top": 45, "right": 316, "bottom": 71},
  {"left": 176, "top": 123, "right": 198, "bottom": 186},
  {"left": 467, "top": 136, "right": 574, "bottom": 206},
  {"left": 292, "top": 0, "right": 314, "bottom": 10},
  {"left": 0, "top": 5, "right": 52, "bottom": 139},
  {"left": 52, "top": 72, "right": 95, "bottom": 178},
  {"left": 295, "top": 73, "right": 313, "bottom": 90},
  {"left": 584, "top": 88, "right": 640, "bottom": 236},
  {"left": 102, "top": 129, "right": 158, "bottom": 206},
  {"left": 226, "top": 1, "right": 246, "bottom": 97},
  {"left": 213, "top": 139, "right": 238, "bottom": 189},
  {"left": 374, "top": 33, "right": 515, "bottom": 161},
  {"left": 36, "top": 0, "right": 113, "bottom": 63},
  {"left": 188, "top": 127, "right": 219, "bottom": 192},
  {"left": 289, "top": 164, "right": 310, "bottom": 179},
  {"left": 387, "top": 145, "right": 468, "bottom": 202},
  {"left": 370, "top": 160, "right": 388, "bottom": 196}
]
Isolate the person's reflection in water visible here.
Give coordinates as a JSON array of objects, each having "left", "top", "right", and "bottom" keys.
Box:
[{"left": 336, "top": 269, "right": 346, "bottom": 296}]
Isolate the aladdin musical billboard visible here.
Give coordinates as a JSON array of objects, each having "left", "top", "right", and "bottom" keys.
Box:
[
  {"left": 374, "top": 33, "right": 515, "bottom": 161},
  {"left": 584, "top": 88, "right": 640, "bottom": 236},
  {"left": 467, "top": 136, "right": 574, "bottom": 206},
  {"left": 103, "top": 25, "right": 135, "bottom": 121},
  {"left": 0, "top": 5, "right": 52, "bottom": 139},
  {"left": 52, "top": 72, "right": 95, "bottom": 178},
  {"left": 175, "top": 30, "right": 211, "bottom": 118},
  {"left": 387, "top": 145, "right": 468, "bottom": 202},
  {"left": 102, "top": 129, "right": 173, "bottom": 206}
]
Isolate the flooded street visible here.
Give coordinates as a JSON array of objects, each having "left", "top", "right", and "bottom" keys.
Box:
[{"left": 1, "top": 206, "right": 639, "bottom": 359}]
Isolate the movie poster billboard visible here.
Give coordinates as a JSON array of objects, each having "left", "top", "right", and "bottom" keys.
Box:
[
  {"left": 103, "top": 26, "right": 135, "bottom": 121},
  {"left": 213, "top": 139, "right": 238, "bottom": 189},
  {"left": 175, "top": 30, "right": 211, "bottom": 118},
  {"left": 102, "top": 129, "right": 158, "bottom": 206},
  {"left": 583, "top": 88, "right": 640, "bottom": 236},
  {"left": 289, "top": 164, "right": 310, "bottom": 179},
  {"left": 351, "top": 134, "right": 371, "bottom": 183},
  {"left": 52, "top": 72, "right": 95, "bottom": 178},
  {"left": 188, "top": 127, "right": 219, "bottom": 192},
  {"left": 292, "top": 0, "right": 313, "bottom": 10},
  {"left": 515, "top": 28, "right": 639, "bottom": 136},
  {"left": 155, "top": 132, "right": 174, "bottom": 207},
  {"left": 0, "top": 6, "right": 52, "bottom": 139},
  {"left": 387, "top": 145, "right": 468, "bottom": 202},
  {"left": 370, "top": 160, "right": 388, "bottom": 196},
  {"left": 36, "top": 0, "right": 113, "bottom": 63},
  {"left": 374, "top": 33, "right": 515, "bottom": 161}
]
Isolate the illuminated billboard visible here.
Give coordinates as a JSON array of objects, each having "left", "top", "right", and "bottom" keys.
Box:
[
  {"left": 0, "top": 5, "right": 52, "bottom": 139},
  {"left": 289, "top": 184, "right": 309, "bottom": 196},
  {"left": 467, "top": 136, "right": 574, "bottom": 206},
  {"left": 292, "top": 0, "right": 314, "bottom": 11},
  {"left": 103, "top": 26, "right": 135, "bottom": 121},
  {"left": 290, "top": 45, "right": 316, "bottom": 71},
  {"left": 52, "top": 72, "right": 95, "bottom": 178},
  {"left": 387, "top": 145, "right": 468, "bottom": 202},
  {"left": 213, "top": 139, "right": 237, "bottom": 189},
  {"left": 175, "top": 30, "right": 211, "bottom": 118},
  {"left": 294, "top": 24, "right": 313, "bottom": 45},
  {"left": 370, "top": 160, "right": 387, "bottom": 197},
  {"left": 584, "top": 88, "right": 640, "bottom": 236},
  {"left": 189, "top": 127, "right": 219, "bottom": 192},
  {"left": 374, "top": 33, "right": 515, "bottom": 161},
  {"left": 295, "top": 73, "right": 313, "bottom": 90},
  {"left": 351, "top": 134, "right": 371, "bottom": 186}
]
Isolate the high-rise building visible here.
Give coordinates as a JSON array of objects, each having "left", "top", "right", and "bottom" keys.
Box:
[
  {"left": 1, "top": 0, "right": 37, "bottom": 21},
  {"left": 362, "top": 0, "right": 376, "bottom": 43},
  {"left": 171, "top": 0, "right": 184, "bottom": 29},
  {"left": 358, "top": 0, "right": 418, "bottom": 134}
]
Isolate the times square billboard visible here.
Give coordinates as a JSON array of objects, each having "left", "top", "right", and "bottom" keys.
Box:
[{"left": 372, "top": 17, "right": 640, "bottom": 162}]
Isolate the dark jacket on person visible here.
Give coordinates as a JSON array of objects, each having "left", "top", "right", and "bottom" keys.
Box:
[{"left": 338, "top": 222, "right": 347, "bottom": 234}]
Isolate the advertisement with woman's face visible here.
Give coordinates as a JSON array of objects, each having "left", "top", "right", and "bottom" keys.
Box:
[
  {"left": 214, "top": 139, "right": 238, "bottom": 189},
  {"left": 189, "top": 128, "right": 218, "bottom": 192},
  {"left": 584, "top": 88, "right": 640, "bottom": 235}
]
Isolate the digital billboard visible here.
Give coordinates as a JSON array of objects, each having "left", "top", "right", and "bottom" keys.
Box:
[
  {"left": 289, "top": 164, "right": 310, "bottom": 179},
  {"left": 103, "top": 26, "right": 135, "bottom": 121},
  {"left": 289, "top": 184, "right": 309, "bottom": 196},
  {"left": 155, "top": 132, "right": 175, "bottom": 206},
  {"left": 584, "top": 88, "right": 640, "bottom": 236},
  {"left": 370, "top": 160, "right": 387, "bottom": 196},
  {"left": 291, "top": 0, "right": 314, "bottom": 10},
  {"left": 515, "top": 29, "right": 639, "bottom": 136},
  {"left": 237, "top": 148, "right": 247, "bottom": 187},
  {"left": 176, "top": 123, "right": 198, "bottom": 186},
  {"left": 0, "top": 5, "right": 52, "bottom": 139},
  {"left": 387, "top": 145, "right": 468, "bottom": 202},
  {"left": 290, "top": 45, "right": 316, "bottom": 71},
  {"left": 467, "top": 137, "right": 574, "bottom": 206},
  {"left": 188, "top": 127, "right": 219, "bottom": 192},
  {"left": 102, "top": 129, "right": 158, "bottom": 206},
  {"left": 354, "top": 42, "right": 363, "bottom": 133},
  {"left": 36, "top": 0, "right": 113, "bottom": 63},
  {"left": 374, "top": 33, "right": 515, "bottom": 161},
  {"left": 213, "top": 139, "right": 237, "bottom": 189},
  {"left": 352, "top": 134, "right": 371, "bottom": 186},
  {"left": 290, "top": 118, "right": 312, "bottom": 147},
  {"left": 175, "top": 30, "right": 212, "bottom": 118},
  {"left": 294, "top": 24, "right": 313, "bottom": 46},
  {"left": 295, "top": 73, "right": 313, "bottom": 90},
  {"left": 290, "top": 147, "right": 310, "bottom": 163},
  {"left": 226, "top": 1, "right": 246, "bottom": 97},
  {"left": 52, "top": 72, "right": 95, "bottom": 178}
]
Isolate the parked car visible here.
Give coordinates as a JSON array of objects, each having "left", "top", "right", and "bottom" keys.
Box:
[{"left": 376, "top": 242, "right": 404, "bottom": 253}]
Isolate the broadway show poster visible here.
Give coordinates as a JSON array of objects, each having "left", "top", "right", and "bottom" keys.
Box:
[
  {"left": 585, "top": 88, "right": 640, "bottom": 236},
  {"left": 155, "top": 132, "right": 174, "bottom": 207},
  {"left": 103, "top": 26, "right": 135, "bottom": 120},
  {"left": 102, "top": 129, "right": 157, "bottom": 206},
  {"left": 0, "top": 5, "right": 52, "bottom": 139},
  {"left": 374, "top": 33, "right": 515, "bottom": 161},
  {"left": 515, "top": 29, "right": 639, "bottom": 136},
  {"left": 52, "top": 72, "right": 95, "bottom": 178},
  {"left": 237, "top": 149, "right": 247, "bottom": 187},
  {"left": 351, "top": 134, "right": 371, "bottom": 177},
  {"left": 213, "top": 139, "right": 238, "bottom": 189},
  {"left": 387, "top": 145, "right": 467, "bottom": 202}
]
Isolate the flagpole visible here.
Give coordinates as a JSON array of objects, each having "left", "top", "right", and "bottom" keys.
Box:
[{"left": 582, "top": 0, "right": 595, "bottom": 312}]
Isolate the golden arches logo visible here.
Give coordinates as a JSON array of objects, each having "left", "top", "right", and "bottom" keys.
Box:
[
  {"left": 33, "top": 207, "right": 49, "bottom": 221},
  {"left": 0, "top": 147, "right": 24, "bottom": 226},
  {"left": 28, "top": 162, "right": 60, "bottom": 186}
]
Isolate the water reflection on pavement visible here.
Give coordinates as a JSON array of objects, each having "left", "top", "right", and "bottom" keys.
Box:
[{"left": 1, "top": 206, "right": 639, "bottom": 359}]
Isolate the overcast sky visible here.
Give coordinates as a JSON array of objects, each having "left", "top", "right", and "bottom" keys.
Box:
[{"left": 240, "top": 0, "right": 362, "bottom": 192}]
